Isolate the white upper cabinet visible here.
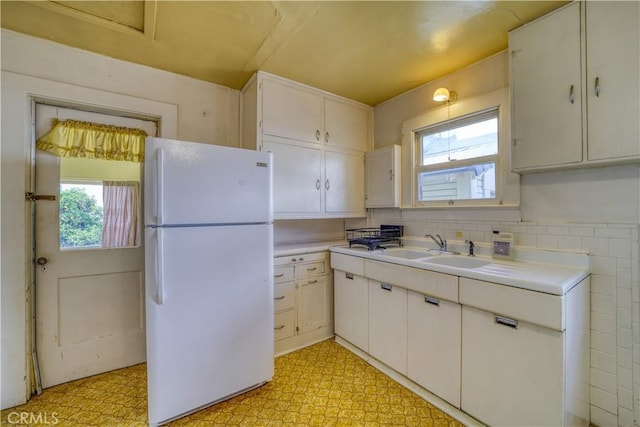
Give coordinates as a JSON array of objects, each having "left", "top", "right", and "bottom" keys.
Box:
[
  {"left": 585, "top": 1, "right": 640, "bottom": 161},
  {"left": 510, "top": 3, "right": 583, "bottom": 170},
  {"left": 263, "top": 139, "right": 323, "bottom": 216},
  {"left": 365, "top": 145, "right": 401, "bottom": 208},
  {"left": 324, "top": 97, "right": 370, "bottom": 152},
  {"left": 324, "top": 150, "right": 365, "bottom": 216},
  {"left": 509, "top": 1, "right": 639, "bottom": 172},
  {"left": 241, "top": 72, "right": 372, "bottom": 219},
  {"left": 262, "top": 80, "right": 324, "bottom": 145}
]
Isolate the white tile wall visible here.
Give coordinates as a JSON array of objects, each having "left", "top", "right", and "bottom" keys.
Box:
[{"left": 367, "top": 213, "right": 640, "bottom": 427}]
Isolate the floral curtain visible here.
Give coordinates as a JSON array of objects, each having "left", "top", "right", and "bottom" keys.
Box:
[
  {"left": 36, "top": 119, "right": 146, "bottom": 162},
  {"left": 102, "top": 181, "right": 141, "bottom": 248}
]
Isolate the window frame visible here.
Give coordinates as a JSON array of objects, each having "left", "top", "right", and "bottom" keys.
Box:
[
  {"left": 400, "top": 87, "right": 519, "bottom": 209},
  {"left": 415, "top": 107, "right": 500, "bottom": 204}
]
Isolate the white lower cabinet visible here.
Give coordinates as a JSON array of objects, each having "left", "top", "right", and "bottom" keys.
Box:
[
  {"left": 368, "top": 280, "right": 407, "bottom": 375},
  {"left": 407, "top": 291, "right": 461, "bottom": 408},
  {"left": 459, "top": 277, "right": 590, "bottom": 427},
  {"left": 274, "top": 251, "right": 334, "bottom": 355},
  {"left": 330, "top": 251, "right": 590, "bottom": 427},
  {"left": 461, "top": 305, "right": 564, "bottom": 426},
  {"left": 334, "top": 270, "right": 369, "bottom": 352}
]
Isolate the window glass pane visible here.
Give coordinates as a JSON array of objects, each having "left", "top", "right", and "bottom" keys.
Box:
[
  {"left": 421, "top": 112, "right": 498, "bottom": 166},
  {"left": 60, "top": 182, "right": 104, "bottom": 249},
  {"left": 417, "top": 162, "right": 496, "bottom": 201}
]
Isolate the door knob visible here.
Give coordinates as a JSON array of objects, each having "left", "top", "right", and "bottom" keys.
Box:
[{"left": 36, "top": 257, "right": 48, "bottom": 266}]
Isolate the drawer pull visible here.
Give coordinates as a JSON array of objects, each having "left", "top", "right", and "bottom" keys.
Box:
[
  {"left": 381, "top": 283, "right": 392, "bottom": 292},
  {"left": 307, "top": 279, "right": 318, "bottom": 284},
  {"left": 274, "top": 273, "right": 284, "bottom": 278},
  {"left": 307, "top": 267, "right": 317, "bottom": 272},
  {"left": 424, "top": 296, "right": 440, "bottom": 306},
  {"left": 274, "top": 325, "right": 285, "bottom": 330},
  {"left": 495, "top": 315, "right": 518, "bottom": 329},
  {"left": 274, "top": 296, "right": 285, "bottom": 300},
  {"left": 345, "top": 273, "right": 354, "bottom": 280}
]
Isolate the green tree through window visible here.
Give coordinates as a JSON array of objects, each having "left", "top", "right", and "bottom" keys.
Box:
[{"left": 60, "top": 187, "right": 103, "bottom": 248}]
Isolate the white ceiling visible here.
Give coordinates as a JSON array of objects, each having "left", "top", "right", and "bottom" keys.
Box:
[{"left": 0, "top": 1, "right": 566, "bottom": 105}]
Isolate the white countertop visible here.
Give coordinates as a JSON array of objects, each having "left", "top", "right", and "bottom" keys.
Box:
[
  {"left": 274, "top": 240, "right": 346, "bottom": 257},
  {"left": 330, "top": 243, "right": 590, "bottom": 296}
]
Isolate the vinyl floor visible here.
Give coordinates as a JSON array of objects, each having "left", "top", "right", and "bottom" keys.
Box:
[{"left": 1, "top": 339, "right": 462, "bottom": 426}]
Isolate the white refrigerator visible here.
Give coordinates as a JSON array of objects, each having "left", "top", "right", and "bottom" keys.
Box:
[{"left": 144, "top": 137, "right": 274, "bottom": 426}]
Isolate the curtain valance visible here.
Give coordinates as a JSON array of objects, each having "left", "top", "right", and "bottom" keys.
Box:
[{"left": 36, "top": 119, "right": 147, "bottom": 162}]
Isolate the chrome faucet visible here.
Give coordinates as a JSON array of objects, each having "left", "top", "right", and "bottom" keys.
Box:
[{"left": 425, "top": 234, "right": 447, "bottom": 252}]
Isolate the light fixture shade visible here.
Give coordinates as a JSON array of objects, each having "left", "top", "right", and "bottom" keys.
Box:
[{"left": 433, "top": 87, "right": 450, "bottom": 102}]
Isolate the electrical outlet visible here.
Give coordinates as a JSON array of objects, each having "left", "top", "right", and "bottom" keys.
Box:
[{"left": 456, "top": 231, "right": 464, "bottom": 239}]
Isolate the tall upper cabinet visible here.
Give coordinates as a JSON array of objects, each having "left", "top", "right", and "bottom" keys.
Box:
[
  {"left": 241, "top": 72, "right": 372, "bottom": 219},
  {"left": 509, "top": 1, "right": 639, "bottom": 172}
]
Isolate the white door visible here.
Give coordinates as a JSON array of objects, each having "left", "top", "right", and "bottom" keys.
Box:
[
  {"left": 35, "top": 105, "right": 156, "bottom": 387},
  {"left": 585, "top": 1, "right": 640, "bottom": 160},
  {"left": 510, "top": 2, "right": 582, "bottom": 169},
  {"left": 324, "top": 149, "right": 365, "bottom": 216}
]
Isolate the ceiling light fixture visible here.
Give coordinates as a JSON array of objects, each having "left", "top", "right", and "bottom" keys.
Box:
[{"left": 433, "top": 87, "right": 457, "bottom": 105}]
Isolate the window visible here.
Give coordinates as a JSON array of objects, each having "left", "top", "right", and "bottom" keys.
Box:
[
  {"left": 401, "top": 88, "right": 518, "bottom": 210},
  {"left": 60, "top": 181, "right": 104, "bottom": 249},
  {"left": 416, "top": 109, "right": 499, "bottom": 203}
]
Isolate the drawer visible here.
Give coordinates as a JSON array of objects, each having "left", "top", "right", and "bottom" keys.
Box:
[
  {"left": 274, "top": 281, "right": 295, "bottom": 312},
  {"left": 365, "top": 259, "right": 458, "bottom": 303},
  {"left": 275, "top": 251, "right": 327, "bottom": 266},
  {"left": 459, "top": 277, "right": 565, "bottom": 331},
  {"left": 274, "top": 265, "right": 294, "bottom": 283},
  {"left": 274, "top": 309, "right": 295, "bottom": 341},
  {"left": 330, "top": 252, "right": 365, "bottom": 276},
  {"left": 296, "top": 260, "right": 326, "bottom": 279}
]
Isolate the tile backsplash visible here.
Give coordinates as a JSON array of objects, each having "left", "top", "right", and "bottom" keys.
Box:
[{"left": 353, "top": 212, "right": 640, "bottom": 427}]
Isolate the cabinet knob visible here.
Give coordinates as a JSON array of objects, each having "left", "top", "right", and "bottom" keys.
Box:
[
  {"left": 315, "top": 129, "right": 320, "bottom": 141},
  {"left": 325, "top": 132, "right": 329, "bottom": 143},
  {"left": 316, "top": 179, "right": 321, "bottom": 190},
  {"left": 325, "top": 179, "right": 330, "bottom": 190},
  {"left": 594, "top": 77, "right": 600, "bottom": 97}
]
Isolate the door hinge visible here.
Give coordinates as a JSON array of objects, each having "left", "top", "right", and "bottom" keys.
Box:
[{"left": 25, "top": 192, "right": 56, "bottom": 202}]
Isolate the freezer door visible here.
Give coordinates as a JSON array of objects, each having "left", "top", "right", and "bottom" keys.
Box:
[
  {"left": 145, "top": 137, "right": 273, "bottom": 226},
  {"left": 145, "top": 224, "right": 274, "bottom": 426}
]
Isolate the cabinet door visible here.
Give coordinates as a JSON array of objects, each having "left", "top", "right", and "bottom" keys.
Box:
[
  {"left": 262, "top": 79, "right": 323, "bottom": 144},
  {"left": 262, "top": 139, "right": 322, "bottom": 216},
  {"left": 324, "top": 97, "right": 370, "bottom": 151},
  {"left": 369, "top": 280, "right": 407, "bottom": 375},
  {"left": 334, "top": 270, "right": 369, "bottom": 352},
  {"left": 407, "top": 291, "right": 461, "bottom": 408},
  {"left": 586, "top": 2, "right": 640, "bottom": 160},
  {"left": 510, "top": 3, "right": 583, "bottom": 169},
  {"left": 324, "top": 150, "right": 365, "bottom": 216},
  {"left": 461, "top": 306, "right": 564, "bottom": 427},
  {"left": 297, "top": 275, "right": 330, "bottom": 334},
  {"left": 365, "top": 145, "right": 401, "bottom": 208}
]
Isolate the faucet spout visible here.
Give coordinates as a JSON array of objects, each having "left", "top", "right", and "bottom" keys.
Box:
[{"left": 425, "top": 234, "right": 447, "bottom": 251}]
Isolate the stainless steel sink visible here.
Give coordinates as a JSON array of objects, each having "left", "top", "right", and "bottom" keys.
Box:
[{"left": 422, "top": 255, "right": 491, "bottom": 269}]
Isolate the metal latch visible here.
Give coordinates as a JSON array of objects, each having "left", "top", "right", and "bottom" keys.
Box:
[{"left": 26, "top": 192, "right": 56, "bottom": 202}]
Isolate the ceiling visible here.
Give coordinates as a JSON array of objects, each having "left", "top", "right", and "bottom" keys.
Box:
[{"left": 1, "top": 1, "right": 566, "bottom": 106}]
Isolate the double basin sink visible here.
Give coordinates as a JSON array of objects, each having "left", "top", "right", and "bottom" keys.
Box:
[{"left": 377, "top": 247, "right": 491, "bottom": 269}]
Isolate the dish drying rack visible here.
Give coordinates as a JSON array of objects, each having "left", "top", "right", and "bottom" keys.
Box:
[{"left": 346, "top": 225, "right": 403, "bottom": 251}]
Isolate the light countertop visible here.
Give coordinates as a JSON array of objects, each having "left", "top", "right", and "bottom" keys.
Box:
[{"left": 330, "top": 243, "right": 590, "bottom": 296}]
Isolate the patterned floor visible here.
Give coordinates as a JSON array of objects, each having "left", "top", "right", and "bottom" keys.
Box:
[{"left": 2, "top": 339, "right": 462, "bottom": 426}]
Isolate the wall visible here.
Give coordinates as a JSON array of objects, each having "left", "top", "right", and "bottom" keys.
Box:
[
  {"left": 0, "top": 29, "right": 241, "bottom": 409},
  {"left": 373, "top": 51, "right": 640, "bottom": 426}
]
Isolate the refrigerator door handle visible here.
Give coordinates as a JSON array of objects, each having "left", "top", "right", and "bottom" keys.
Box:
[
  {"left": 155, "top": 228, "right": 165, "bottom": 305},
  {"left": 156, "top": 148, "right": 164, "bottom": 224}
]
